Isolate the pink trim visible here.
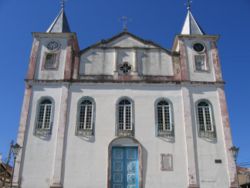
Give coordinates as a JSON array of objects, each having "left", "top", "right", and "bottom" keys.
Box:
[
  {"left": 13, "top": 84, "right": 32, "bottom": 187},
  {"left": 73, "top": 55, "right": 80, "bottom": 79},
  {"left": 173, "top": 56, "right": 182, "bottom": 81},
  {"left": 26, "top": 39, "right": 40, "bottom": 80},
  {"left": 211, "top": 42, "right": 223, "bottom": 81},
  {"left": 179, "top": 40, "right": 189, "bottom": 81},
  {"left": 64, "top": 39, "right": 73, "bottom": 80},
  {"left": 218, "top": 87, "right": 237, "bottom": 186}
]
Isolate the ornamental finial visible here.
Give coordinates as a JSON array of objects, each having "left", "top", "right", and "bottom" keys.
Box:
[
  {"left": 60, "top": 0, "right": 66, "bottom": 9},
  {"left": 186, "top": 0, "right": 192, "bottom": 10}
]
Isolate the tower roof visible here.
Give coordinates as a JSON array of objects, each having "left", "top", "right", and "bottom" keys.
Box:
[
  {"left": 46, "top": 8, "right": 71, "bottom": 33},
  {"left": 181, "top": 10, "right": 205, "bottom": 35}
]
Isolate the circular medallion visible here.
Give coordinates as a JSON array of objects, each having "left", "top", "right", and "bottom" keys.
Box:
[
  {"left": 47, "top": 41, "right": 60, "bottom": 51},
  {"left": 193, "top": 43, "right": 205, "bottom": 52}
]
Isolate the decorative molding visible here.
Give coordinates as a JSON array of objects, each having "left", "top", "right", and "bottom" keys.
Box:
[{"left": 161, "top": 154, "right": 173, "bottom": 171}]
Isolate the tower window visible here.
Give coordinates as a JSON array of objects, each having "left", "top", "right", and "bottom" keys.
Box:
[
  {"left": 44, "top": 53, "right": 57, "bottom": 69},
  {"left": 193, "top": 43, "right": 205, "bottom": 53},
  {"left": 117, "top": 98, "right": 134, "bottom": 136},
  {"left": 76, "top": 98, "right": 95, "bottom": 136},
  {"left": 194, "top": 55, "right": 207, "bottom": 71},
  {"left": 35, "top": 99, "right": 53, "bottom": 136},
  {"left": 197, "top": 101, "right": 216, "bottom": 139},
  {"left": 156, "top": 100, "right": 174, "bottom": 138}
]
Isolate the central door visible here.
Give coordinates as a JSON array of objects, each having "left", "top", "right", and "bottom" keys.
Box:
[{"left": 111, "top": 147, "right": 139, "bottom": 188}]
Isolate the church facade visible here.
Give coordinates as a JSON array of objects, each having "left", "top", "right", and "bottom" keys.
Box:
[{"left": 13, "top": 5, "right": 238, "bottom": 188}]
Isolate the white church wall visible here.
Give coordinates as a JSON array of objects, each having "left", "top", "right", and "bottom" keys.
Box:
[
  {"left": 35, "top": 38, "right": 68, "bottom": 80},
  {"left": 63, "top": 83, "right": 188, "bottom": 188},
  {"left": 189, "top": 86, "right": 230, "bottom": 188},
  {"left": 19, "top": 83, "right": 232, "bottom": 188},
  {"left": 21, "top": 85, "right": 63, "bottom": 188}
]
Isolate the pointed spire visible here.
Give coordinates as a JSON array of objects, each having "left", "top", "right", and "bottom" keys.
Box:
[
  {"left": 46, "top": 5, "right": 71, "bottom": 33},
  {"left": 181, "top": 2, "right": 205, "bottom": 35}
]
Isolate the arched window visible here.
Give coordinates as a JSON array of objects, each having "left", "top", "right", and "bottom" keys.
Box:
[
  {"left": 36, "top": 99, "right": 53, "bottom": 135},
  {"left": 156, "top": 100, "right": 174, "bottom": 137},
  {"left": 117, "top": 98, "right": 134, "bottom": 136},
  {"left": 197, "top": 101, "right": 216, "bottom": 138},
  {"left": 76, "top": 98, "right": 95, "bottom": 136}
]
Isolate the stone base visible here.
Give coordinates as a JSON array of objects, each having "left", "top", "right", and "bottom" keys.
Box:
[
  {"left": 11, "top": 182, "right": 20, "bottom": 188},
  {"left": 50, "top": 184, "right": 63, "bottom": 188},
  {"left": 188, "top": 184, "right": 200, "bottom": 188}
]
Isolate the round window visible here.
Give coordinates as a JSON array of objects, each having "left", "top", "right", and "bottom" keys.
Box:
[{"left": 193, "top": 43, "right": 205, "bottom": 52}]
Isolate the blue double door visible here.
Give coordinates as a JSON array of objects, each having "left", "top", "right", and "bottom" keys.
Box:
[{"left": 111, "top": 147, "right": 139, "bottom": 188}]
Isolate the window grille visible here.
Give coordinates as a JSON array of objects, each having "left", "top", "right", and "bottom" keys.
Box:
[
  {"left": 197, "top": 101, "right": 216, "bottom": 139},
  {"left": 117, "top": 99, "right": 133, "bottom": 136},
  {"left": 35, "top": 99, "right": 53, "bottom": 136},
  {"left": 76, "top": 99, "right": 94, "bottom": 136},
  {"left": 157, "top": 100, "right": 174, "bottom": 138}
]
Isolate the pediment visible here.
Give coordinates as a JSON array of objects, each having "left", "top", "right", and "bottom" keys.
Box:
[
  {"left": 80, "top": 32, "right": 172, "bottom": 55},
  {"left": 103, "top": 34, "right": 155, "bottom": 48}
]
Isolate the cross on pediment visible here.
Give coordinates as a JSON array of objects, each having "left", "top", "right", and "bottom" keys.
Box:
[{"left": 119, "top": 62, "right": 132, "bottom": 74}]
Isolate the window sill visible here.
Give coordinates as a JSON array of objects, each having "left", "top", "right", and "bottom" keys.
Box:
[
  {"left": 199, "top": 130, "right": 216, "bottom": 139},
  {"left": 35, "top": 128, "right": 52, "bottom": 137},
  {"left": 117, "top": 129, "right": 134, "bottom": 137},
  {"left": 76, "top": 129, "right": 94, "bottom": 137},
  {"left": 158, "top": 130, "right": 175, "bottom": 138}
]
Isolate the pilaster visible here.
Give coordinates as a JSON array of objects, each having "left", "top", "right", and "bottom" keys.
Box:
[
  {"left": 26, "top": 38, "right": 40, "bottom": 80},
  {"left": 179, "top": 40, "right": 190, "bottom": 81},
  {"left": 51, "top": 84, "right": 70, "bottom": 187},
  {"left": 211, "top": 42, "right": 223, "bottom": 81},
  {"left": 218, "top": 87, "right": 237, "bottom": 187},
  {"left": 13, "top": 83, "right": 33, "bottom": 187},
  {"left": 182, "top": 86, "right": 199, "bottom": 188}
]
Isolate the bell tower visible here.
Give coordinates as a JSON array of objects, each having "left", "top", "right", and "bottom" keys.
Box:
[
  {"left": 173, "top": 3, "right": 223, "bottom": 83},
  {"left": 26, "top": 6, "right": 79, "bottom": 82},
  {"left": 14, "top": 5, "right": 79, "bottom": 188}
]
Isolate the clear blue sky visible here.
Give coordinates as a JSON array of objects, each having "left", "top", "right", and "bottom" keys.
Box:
[{"left": 0, "top": 0, "right": 249, "bottom": 166}]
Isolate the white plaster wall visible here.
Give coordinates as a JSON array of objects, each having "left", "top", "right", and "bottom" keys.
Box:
[
  {"left": 21, "top": 85, "right": 63, "bottom": 188},
  {"left": 141, "top": 49, "right": 174, "bottom": 76},
  {"left": 35, "top": 38, "right": 68, "bottom": 80},
  {"left": 189, "top": 86, "right": 230, "bottom": 188},
  {"left": 20, "top": 83, "right": 231, "bottom": 188},
  {"left": 80, "top": 49, "right": 115, "bottom": 75},
  {"left": 80, "top": 48, "right": 174, "bottom": 76},
  {"left": 184, "top": 39, "right": 216, "bottom": 82},
  {"left": 63, "top": 83, "right": 188, "bottom": 188}
]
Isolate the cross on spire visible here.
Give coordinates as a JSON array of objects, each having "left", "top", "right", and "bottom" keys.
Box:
[
  {"left": 60, "top": 0, "right": 66, "bottom": 9},
  {"left": 120, "top": 16, "right": 131, "bottom": 31},
  {"left": 186, "top": 0, "right": 192, "bottom": 10}
]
